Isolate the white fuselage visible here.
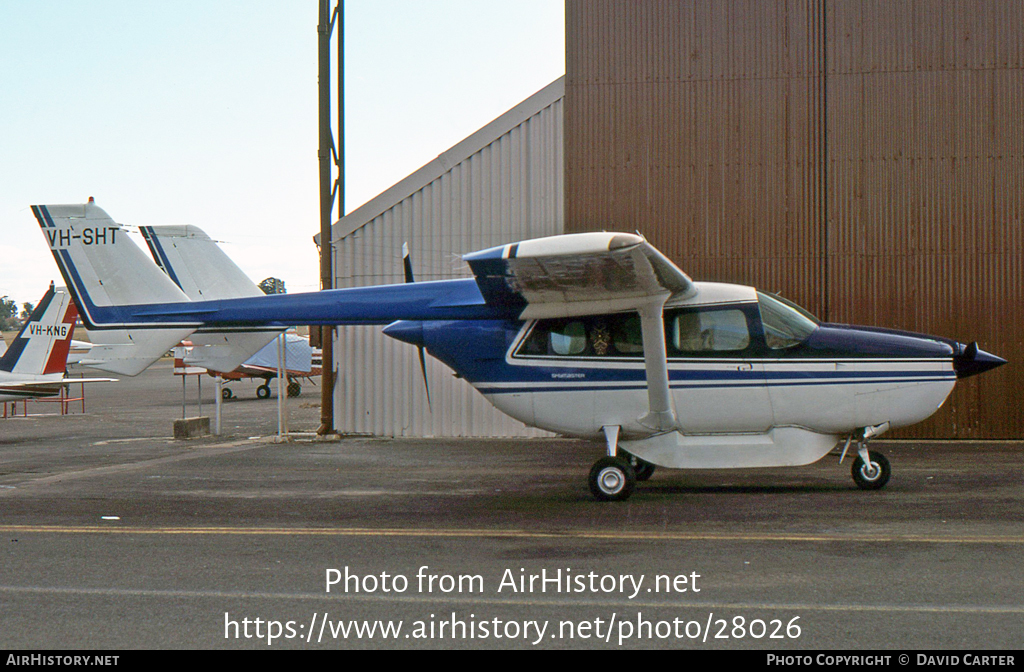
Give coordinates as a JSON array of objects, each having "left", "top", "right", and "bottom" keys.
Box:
[{"left": 474, "top": 283, "right": 957, "bottom": 470}]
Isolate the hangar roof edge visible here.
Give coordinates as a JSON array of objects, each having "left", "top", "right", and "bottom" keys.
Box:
[{"left": 320, "top": 76, "right": 565, "bottom": 246}]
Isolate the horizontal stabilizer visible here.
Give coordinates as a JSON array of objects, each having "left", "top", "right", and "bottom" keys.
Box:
[{"left": 81, "top": 328, "right": 192, "bottom": 376}]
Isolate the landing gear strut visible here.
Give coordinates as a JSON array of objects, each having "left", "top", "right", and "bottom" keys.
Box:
[
  {"left": 851, "top": 449, "right": 891, "bottom": 490},
  {"left": 588, "top": 425, "right": 639, "bottom": 501},
  {"left": 840, "top": 426, "right": 892, "bottom": 491}
]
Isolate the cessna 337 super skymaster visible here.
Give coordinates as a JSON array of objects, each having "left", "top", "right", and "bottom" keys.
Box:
[{"left": 32, "top": 201, "right": 1005, "bottom": 500}]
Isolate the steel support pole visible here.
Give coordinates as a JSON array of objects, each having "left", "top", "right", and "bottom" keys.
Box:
[{"left": 317, "top": 0, "right": 337, "bottom": 435}]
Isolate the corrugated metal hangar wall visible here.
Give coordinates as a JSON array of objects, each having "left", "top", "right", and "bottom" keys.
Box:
[
  {"left": 330, "top": 79, "right": 563, "bottom": 437},
  {"left": 565, "top": 0, "right": 1024, "bottom": 439}
]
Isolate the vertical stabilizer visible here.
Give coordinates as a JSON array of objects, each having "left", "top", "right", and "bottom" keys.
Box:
[
  {"left": 31, "top": 201, "right": 193, "bottom": 375},
  {"left": 0, "top": 285, "right": 77, "bottom": 376},
  {"left": 139, "top": 225, "right": 281, "bottom": 372}
]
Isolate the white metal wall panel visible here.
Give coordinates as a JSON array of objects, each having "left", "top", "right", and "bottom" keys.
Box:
[{"left": 330, "top": 79, "right": 565, "bottom": 437}]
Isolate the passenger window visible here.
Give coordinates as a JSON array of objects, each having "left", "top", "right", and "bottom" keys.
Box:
[
  {"left": 671, "top": 309, "right": 750, "bottom": 353},
  {"left": 549, "top": 321, "right": 587, "bottom": 356},
  {"left": 612, "top": 314, "right": 644, "bottom": 354},
  {"left": 517, "top": 314, "right": 644, "bottom": 358}
]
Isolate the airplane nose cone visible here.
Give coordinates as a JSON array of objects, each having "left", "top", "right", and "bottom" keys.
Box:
[
  {"left": 382, "top": 320, "right": 425, "bottom": 348},
  {"left": 953, "top": 342, "right": 1007, "bottom": 379}
]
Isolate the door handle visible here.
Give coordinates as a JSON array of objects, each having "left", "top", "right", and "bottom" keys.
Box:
[{"left": 737, "top": 363, "right": 753, "bottom": 371}]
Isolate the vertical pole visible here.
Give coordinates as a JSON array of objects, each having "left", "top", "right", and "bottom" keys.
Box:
[
  {"left": 214, "top": 376, "right": 222, "bottom": 436},
  {"left": 317, "top": 0, "right": 337, "bottom": 435},
  {"left": 277, "top": 333, "right": 286, "bottom": 438},
  {"left": 821, "top": 0, "right": 830, "bottom": 322},
  {"left": 337, "top": 2, "right": 344, "bottom": 228}
]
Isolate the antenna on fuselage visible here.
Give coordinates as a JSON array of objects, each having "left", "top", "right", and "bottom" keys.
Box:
[{"left": 402, "top": 242, "right": 432, "bottom": 411}]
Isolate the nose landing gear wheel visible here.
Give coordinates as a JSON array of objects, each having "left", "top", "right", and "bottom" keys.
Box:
[
  {"left": 589, "top": 457, "right": 636, "bottom": 502},
  {"left": 852, "top": 450, "right": 891, "bottom": 490}
]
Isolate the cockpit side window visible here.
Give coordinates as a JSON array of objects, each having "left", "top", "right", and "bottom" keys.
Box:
[
  {"left": 757, "top": 292, "right": 818, "bottom": 349},
  {"left": 669, "top": 308, "right": 751, "bottom": 353}
]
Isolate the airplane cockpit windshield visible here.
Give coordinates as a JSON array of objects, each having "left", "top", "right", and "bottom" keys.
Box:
[{"left": 757, "top": 292, "right": 819, "bottom": 349}]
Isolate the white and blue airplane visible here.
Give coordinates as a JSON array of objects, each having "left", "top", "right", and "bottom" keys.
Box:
[{"left": 31, "top": 201, "right": 1005, "bottom": 500}]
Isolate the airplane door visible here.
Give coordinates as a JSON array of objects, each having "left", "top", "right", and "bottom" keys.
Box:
[
  {"left": 671, "top": 360, "right": 773, "bottom": 432},
  {"left": 665, "top": 306, "right": 774, "bottom": 433}
]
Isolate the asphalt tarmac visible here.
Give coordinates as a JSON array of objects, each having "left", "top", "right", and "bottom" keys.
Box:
[{"left": 0, "top": 362, "right": 1021, "bottom": 650}]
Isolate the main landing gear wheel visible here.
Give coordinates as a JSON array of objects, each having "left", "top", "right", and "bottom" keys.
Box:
[
  {"left": 589, "top": 456, "right": 636, "bottom": 502},
  {"left": 256, "top": 384, "right": 272, "bottom": 400},
  {"left": 221, "top": 388, "right": 233, "bottom": 400},
  {"left": 287, "top": 380, "right": 302, "bottom": 397},
  {"left": 852, "top": 450, "right": 891, "bottom": 490},
  {"left": 628, "top": 454, "right": 656, "bottom": 482}
]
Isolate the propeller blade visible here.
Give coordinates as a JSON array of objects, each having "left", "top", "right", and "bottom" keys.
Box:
[
  {"left": 402, "top": 242, "right": 415, "bottom": 284},
  {"left": 402, "top": 242, "right": 430, "bottom": 410},
  {"left": 418, "top": 344, "right": 432, "bottom": 411}
]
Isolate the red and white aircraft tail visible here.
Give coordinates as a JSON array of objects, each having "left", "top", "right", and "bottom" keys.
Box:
[
  {"left": 0, "top": 285, "right": 114, "bottom": 402},
  {"left": 0, "top": 284, "right": 76, "bottom": 378}
]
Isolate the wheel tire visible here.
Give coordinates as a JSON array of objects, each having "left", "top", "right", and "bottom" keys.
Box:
[
  {"left": 629, "top": 455, "right": 656, "bottom": 482},
  {"left": 588, "top": 457, "right": 636, "bottom": 502},
  {"left": 221, "top": 388, "right": 233, "bottom": 400},
  {"left": 287, "top": 381, "right": 301, "bottom": 397},
  {"left": 256, "top": 384, "right": 271, "bottom": 400},
  {"left": 852, "top": 450, "right": 891, "bottom": 490}
]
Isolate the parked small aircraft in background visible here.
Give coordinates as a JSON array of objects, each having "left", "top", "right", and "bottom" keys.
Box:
[
  {"left": 0, "top": 284, "right": 115, "bottom": 403},
  {"left": 139, "top": 225, "right": 316, "bottom": 399},
  {"left": 138, "top": 224, "right": 283, "bottom": 374},
  {"left": 33, "top": 201, "right": 1005, "bottom": 500}
]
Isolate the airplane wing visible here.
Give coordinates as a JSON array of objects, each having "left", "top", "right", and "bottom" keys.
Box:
[
  {"left": 463, "top": 232, "right": 696, "bottom": 319},
  {"left": 35, "top": 202, "right": 697, "bottom": 326},
  {"left": 465, "top": 232, "right": 693, "bottom": 432},
  {"left": 0, "top": 377, "right": 117, "bottom": 387}
]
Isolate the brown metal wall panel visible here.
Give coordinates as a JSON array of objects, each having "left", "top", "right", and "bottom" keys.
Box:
[
  {"left": 826, "top": 1, "right": 1024, "bottom": 438},
  {"left": 566, "top": 0, "right": 1024, "bottom": 438}
]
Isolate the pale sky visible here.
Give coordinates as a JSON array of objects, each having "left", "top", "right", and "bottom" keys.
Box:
[{"left": 0, "top": 0, "right": 565, "bottom": 304}]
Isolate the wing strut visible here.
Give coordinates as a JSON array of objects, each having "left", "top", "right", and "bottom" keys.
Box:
[{"left": 637, "top": 295, "right": 677, "bottom": 432}]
